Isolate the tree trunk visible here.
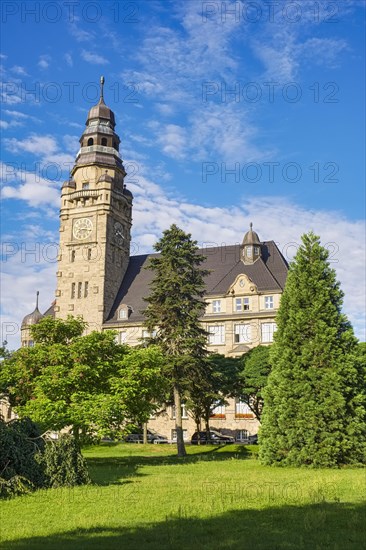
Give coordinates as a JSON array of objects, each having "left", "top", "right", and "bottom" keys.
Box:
[
  {"left": 143, "top": 422, "right": 148, "bottom": 445},
  {"left": 204, "top": 417, "right": 210, "bottom": 444},
  {"left": 72, "top": 425, "right": 80, "bottom": 445},
  {"left": 195, "top": 417, "right": 201, "bottom": 445},
  {"left": 174, "top": 385, "right": 186, "bottom": 457}
]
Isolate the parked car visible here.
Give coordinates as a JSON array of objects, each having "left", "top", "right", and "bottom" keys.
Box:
[
  {"left": 125, "top": 429, "right": 168, "bottom": 444},
  {"left": 248, "top": 434, "right": 258, "bottom": 445},
  {"left": 191, "top": 430, "right": 235, "bottom": 445}
]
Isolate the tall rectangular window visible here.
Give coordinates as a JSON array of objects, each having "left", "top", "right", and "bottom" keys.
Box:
[
  {"left": 261, "top": 322, "right": 277, "bottom": 343},
  {"left": 119, "top": 331, "right": 127, "bottom": 344},
  {"left": 142, "top": 329, "right": 157, "bottom": 339},
  {"left": 235, "top": 399, "right": 252, "bottom": 417},
  {"left": 87, "top": 248, "right": 92, "bottom": 260},
  {"left": 71, "top": 283, "right": 75, "bottom": 299},
  {"left": 265, "top": 296, "right": 274, "bottom": 309},
  {"left": 70, "top": 250, "right": 75, "bottom": 263},
  {"left": 78, "top": 282, "right": 82, "bottom": 298},
  {"left": 212, "top": 300, "right": 221, "bottom": 313},
  {"left": 208, "top": 325, "right": 225, "bottom": 345},
  {"left": 235, "top": 297, "right": 250, "bottom": 312},
  {"left": 84, "top": 281, "right": 89, "bottom": 298},
  {"left": 234, "top": 324, "right": 251, "bottom": 343},
  {"left": 210, "top": 401, "right": 225, "bottom": 417},
  {"left": 172, "top": 404, "right": 188, "bottom": 419}
]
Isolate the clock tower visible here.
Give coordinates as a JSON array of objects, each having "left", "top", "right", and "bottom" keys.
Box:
[{"left": 55, "top": 77, "right": 133, "bottom": 330}]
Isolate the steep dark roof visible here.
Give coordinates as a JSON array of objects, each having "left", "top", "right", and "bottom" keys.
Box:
[
  {"left": 105, "top": 241, "right": 288, "bottom": 325},
  {"left": 43, "top": 301, "right": 55, "bottom": 318}
]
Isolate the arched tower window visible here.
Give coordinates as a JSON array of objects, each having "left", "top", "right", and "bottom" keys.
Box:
[
  {"left": 87, "top": 138, "right": 94, "bottom": 146},
  {"left": 101, "top": 137, "right": 107, "bottom": 146}
]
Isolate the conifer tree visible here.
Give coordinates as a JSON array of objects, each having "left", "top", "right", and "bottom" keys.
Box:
[
  {"left": 144, "top": 225, "right": 209, "bottom": 456},
  {"left": 259, "top": 232, "right": 365, "bottom": 467}
]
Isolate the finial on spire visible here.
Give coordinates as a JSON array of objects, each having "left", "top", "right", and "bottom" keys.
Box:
[
  {"left": 100, "top": 76, "right": 105, "bottom": 101},
  {"left": 250, "top": 222, "right": 253, "bottom": 230},
  {"left": 36, "top": 291, "right": 39, "bottom": 310}
]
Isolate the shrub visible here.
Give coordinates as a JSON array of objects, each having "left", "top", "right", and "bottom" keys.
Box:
[
  {"left": 0, "top": 417, "right": 45, "bottom": 497},
  {"left": 40, "top": 435, "right": 91, "bottom": 488},
  {"left": 0, "top": 419, "right": 90, "bottom": 498}
]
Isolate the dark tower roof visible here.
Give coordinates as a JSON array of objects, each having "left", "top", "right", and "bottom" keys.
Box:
[
  {"left": 21, "top": 291, "right": 44, "bottom": 328},
  {"left": 86, "top": 77, "right": 116, "bottom": 127},
  {"left": 242, "top": 222, "right": 261, "bottom": 245}
]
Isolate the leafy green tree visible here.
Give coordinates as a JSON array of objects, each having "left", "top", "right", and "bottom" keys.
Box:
[
  {"left": 0, "top": 318, "right": 167, "bottom": 441},
  {"left": 259, "top": 232, "right": 366, "bottom": 467},
  {"left": 0, "top": 341, "right": 11, "bottom": 360},
  {"left": 144, "top": 224, "right": 209, "bottom": 456},
  {"left": 186, "top": 354, "right": 240, "bottom": 439},
  {"left": 30, "top": 315, "right": 87, "bottom": 344},
  {"left": 239, "top": 346, "right": 271, "bottom": 421}
]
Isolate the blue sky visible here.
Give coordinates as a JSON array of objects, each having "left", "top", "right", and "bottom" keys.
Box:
[{"left": 1, "top": 0, "right": 365, "bottom": 346}]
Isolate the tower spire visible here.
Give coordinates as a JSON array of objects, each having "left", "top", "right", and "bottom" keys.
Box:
[
  {"left": 100, "top": 75, "right": 105, "bottom": 103},
  {"left": 36, "top": 290, "right": 39, "bottom": 310}
]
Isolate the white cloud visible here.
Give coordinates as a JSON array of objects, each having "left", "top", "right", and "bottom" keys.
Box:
[
  {"left": 62, "top": 134, "right": 80, "bottom": 154},
  {"left": 69, "top": 20, "right": 94, "bottom": 42},
  {"left": 0, "top": 120, "right": 22, "bottom": 129},
  {"left": 158, "top": 124, "right": 188, "bottom": 160},
  {"left": 300, "top": 38, "right": 348, "bottom": 68},
  {"left": 81, "top": 50, "right": 109, "bottom": 65},
  {"left": 4, "top": 134, "right": 58, "bottom": 155},
  {"left": 38, "top": 55, "right": 51, "bottom": 70},
  {"left": 1, "top": 162, "right": 60, "bottom": 208},
  {"left": 3, "top": 110, "right": 35, "bottom": 119},
  {"left": 156, "top": 103, "right": 175, "bottom": 116},
  {"left": 64, "top": 53, "right": 73, "bottom": 67},
  {"left": 10, "top": 65, "right": 28, "bottom": 76},
  {"left": 1, "top": 132, "right": 75, "bottom": 209}
]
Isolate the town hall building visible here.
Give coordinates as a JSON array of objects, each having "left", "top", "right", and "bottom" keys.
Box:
[{"left": 20, "top": 78, "right": 288, "bottom": 442}]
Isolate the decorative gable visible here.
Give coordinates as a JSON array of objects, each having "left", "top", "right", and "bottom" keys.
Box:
[{"left": 227, "top": 274, "right": 258, "bottom": 296}]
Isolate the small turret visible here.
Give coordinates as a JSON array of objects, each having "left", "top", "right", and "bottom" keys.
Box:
[
  {"left": 242, "top": 223, "right": 262, "bottom": 264},
  {"left": 21, "top": 291, "right": 43, "bottom": 347}
]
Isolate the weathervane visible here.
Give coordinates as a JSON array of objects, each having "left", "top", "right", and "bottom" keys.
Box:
[{"left": 100, "top": 75, "right": 105, "bottom": 101}]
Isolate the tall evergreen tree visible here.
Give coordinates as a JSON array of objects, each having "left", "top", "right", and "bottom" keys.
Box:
[
  {"left": 259, "top": 232, "right": 365, "bottom": 467},
  {"left": 144, "top": 224, "right": 209, "bottom": 456}
]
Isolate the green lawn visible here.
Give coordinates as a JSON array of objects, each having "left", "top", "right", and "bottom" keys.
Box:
[{"left": 0, "top": 443, "right": 365, "bottom": 549}]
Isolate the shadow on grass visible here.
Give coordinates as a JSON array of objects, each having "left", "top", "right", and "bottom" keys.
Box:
[
  {"left": 1, "top": 501, "right": 364, "bottom": 550},
  {"left": 86, "top": 445, "right": 254, "bottom": 485}
]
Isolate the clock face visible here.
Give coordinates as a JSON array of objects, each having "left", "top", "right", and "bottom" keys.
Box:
[
  {"left": 114, "top": 222, "right": 125, "bottom": 247},
  {"left": 73, "top": 218, "right": 93, "bottom": 240}
]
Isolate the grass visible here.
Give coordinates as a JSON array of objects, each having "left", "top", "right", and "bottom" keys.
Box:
[{"left": 0, "top": 443, "right": 365, "bottom": 549}]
